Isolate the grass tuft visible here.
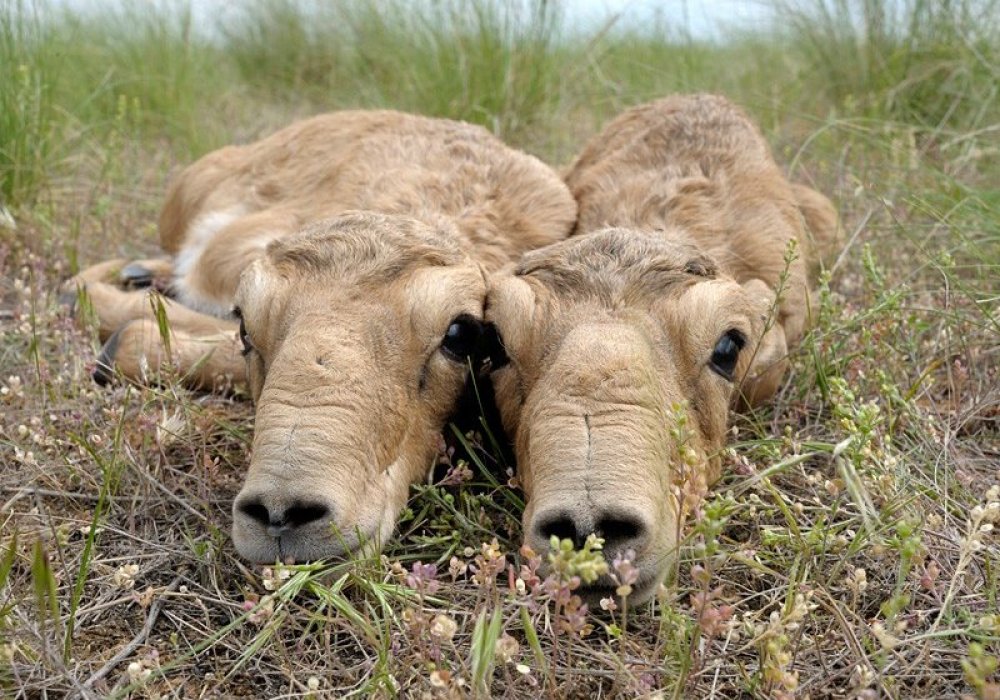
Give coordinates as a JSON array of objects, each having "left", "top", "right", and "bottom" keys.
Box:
[{"left": 0, "top": 1, "right": 60, "bottom": 206}]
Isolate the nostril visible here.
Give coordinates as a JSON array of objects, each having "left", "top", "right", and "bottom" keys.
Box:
[
  {"left": 237, "top": 497, "right": 330, "bottom": 536},
  {"left": 238, "top": 498, "right": 271, "bottom": 527},
  {"left": 284, "top": 502, "right": 330, "bottom": 528},
  {"left": 595, "top": 513, "right": 646, "bottom": 550},
  {"left": 535, "top": 512, "right": 581, "bottom": 547}
]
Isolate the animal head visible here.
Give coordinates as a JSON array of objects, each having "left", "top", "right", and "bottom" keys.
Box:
[
  {"left": 485, "top": 228, "right": 782, "bottom": 602},
  {"left": 232, "top": 212, "right": 493, "bottom": 563}
]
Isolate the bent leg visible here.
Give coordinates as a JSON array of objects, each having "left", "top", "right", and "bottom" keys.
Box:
[
  {"left": 95, "top": 317, "right": 244, "bottom": 390},
  {"left": 62, "top": 258, "right": 176, "bottom": 337},
  {"left": 119, "top": 258, "right": 174, "bottom": 291},
  {"left": 64, "top": 257, "right": 173, "bottom": 290},
  {"left": 74, "top": 282, "right": 234, "bottom": 342}
]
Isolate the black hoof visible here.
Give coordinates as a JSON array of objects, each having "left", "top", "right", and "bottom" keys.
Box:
[
  {"left": 119, "top": 263, "right": 155, "bottom": 289},
  {"left": 92, "top": 328, "right": 124, "bottom": 386},
  {"left": 58, "top": 289, "right": 78, "bottom": 315}
]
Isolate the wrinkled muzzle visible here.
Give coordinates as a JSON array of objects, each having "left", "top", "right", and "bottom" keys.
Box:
[
  {"left": 517, "top": 325, "right": 693, "bottom": 603},
  {"left": 232, "top": 345, "right": 426, "bottom": 564}
]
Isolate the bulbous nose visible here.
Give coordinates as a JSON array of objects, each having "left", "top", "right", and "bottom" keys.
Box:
[
  {"left": 528, "top": 506, "right": 649, "bottom": 555},
  {"left": 235, "top": 494, "right": 332, "bottom": 539}
]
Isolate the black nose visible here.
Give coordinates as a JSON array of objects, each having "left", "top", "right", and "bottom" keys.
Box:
[
  {"left": 533, "top": 508, "right": 646, "bottom": 553},
  {"left": 236, "top": 497, "right": 330, "bottom": 538}
]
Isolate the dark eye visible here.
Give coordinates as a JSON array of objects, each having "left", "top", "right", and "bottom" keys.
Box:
[
  {"left": 709, "top": 329, "right": 745, "bottom": 380},
  {"left": 440, "top": 315, "right": 482, "bottom": 362},
  {"left": 234, "top": 307, "right": 253, "bottom": 356}
]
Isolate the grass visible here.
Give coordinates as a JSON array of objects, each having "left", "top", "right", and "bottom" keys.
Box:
[{"left": 1, "top": 0, "right": 999, "bottom": 696}]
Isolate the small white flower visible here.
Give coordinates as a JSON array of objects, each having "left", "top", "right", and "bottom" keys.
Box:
[
  {"left": 429, "top": 614, "right": 458, "bottom": 642},
  {"left": 112, "top": 564, "right": 140, "bottom": 589},
  {"left": 261, "top": 566, "right": 291, "bottom": 591},
  {"left": 494, "top": 634, "right": 519, "bottom": 663},
  {"left": 429, "top": 670, "right": 449, "bottom": 688}
]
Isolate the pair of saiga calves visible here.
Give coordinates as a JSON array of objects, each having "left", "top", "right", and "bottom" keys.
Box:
[{"left": 69, "top": 94, "right": 838, "bottom": 604}]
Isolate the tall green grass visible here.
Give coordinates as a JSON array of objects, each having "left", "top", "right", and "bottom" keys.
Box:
[
  {"left": 2, "top": 0, "right": 997, "bottom": 209},
  {"left": 780, "top": 0, "right": 1000, "bottom": 131},
  {"left": 0, "top": 1, "right": 59, "bottom": 206},
  {"left": 224, "top": 0, "right": 564, "bottom": 138},
  {"left": 50, "top": 3, "right": 232, "bottom": 153},
  {"left": 1, "top": 0, "right": 234, "bottom": 208}
]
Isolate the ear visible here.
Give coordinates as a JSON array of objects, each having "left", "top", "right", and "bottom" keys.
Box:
[
  {"left": 482, "top": 272, "right": 537, "bottom": 373},
  {"left": 739, "top": 324, "right": 788, "bottom": 408},
  {"left": 474, "top": 322, "right": 510, "bottom": 376},
  {"left": 737, "top": 279, "right": 790, "bottom": 408},
  {"left": 234, "top": 258, "right": 288, "bottom": 328}
]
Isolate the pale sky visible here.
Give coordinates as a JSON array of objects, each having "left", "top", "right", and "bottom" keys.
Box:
[
  {"left": 565, "top": 0, "right": 775, "bottom": 37},
  {"left": 48, "top": 0, "right": 780, "bottom": 40}
]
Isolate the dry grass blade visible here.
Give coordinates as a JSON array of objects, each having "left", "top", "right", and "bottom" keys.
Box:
[{"left": 82, "top": 574, "right": 183, "bottom": 692}]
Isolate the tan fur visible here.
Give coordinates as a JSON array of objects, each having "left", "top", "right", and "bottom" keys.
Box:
[
  {"left": 486, "top": 94, "right": 839, "bottom": 602},
  {"left": 66, "top": 110, "right": 577, "bottom": 564},
  {"left": 159, "top": 110, "right": 574, "bottom": 315}
]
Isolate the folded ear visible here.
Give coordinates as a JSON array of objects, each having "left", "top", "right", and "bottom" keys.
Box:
[
  {"left": 740, "top": 324, "right": 789, "bottom": 408},
  {"left": 737, "top": 279, "right": 790, "bottom": 408},
  {"left": 474, "top": 322, "right": 510, "bottom": 376},
  {"left": 480, "top": 272, "right": 536, "bottom": 377}
]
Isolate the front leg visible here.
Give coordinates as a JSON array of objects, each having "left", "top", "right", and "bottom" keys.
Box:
[
  {"left": 118, "top": 259, "right": 174, "bottom": 292},
  {"left": 94, "top": 317, "right": 245, "bottom": 390},
  {"left": 69, "top": 281, "right": 234, "bottom": 342},
  {"left": 63, "top": 257, "right": 173, "bottom": 291},
  {"left": 76, "top": 283, "right": 245, "bottom": 387},
  {"left": 62, "top": 258, "right": 176, "bottom": 338},
  {"left": 64, "top": 258, "right": 247, "bottom": 391}
]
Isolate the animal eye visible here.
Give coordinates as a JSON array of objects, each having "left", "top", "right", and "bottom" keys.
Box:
[
  {"left": 709, "top": 329, "right": 745, "bottom": 380},
  {"left": 440, "top": 315, "right": 482, "bottom": 362}
]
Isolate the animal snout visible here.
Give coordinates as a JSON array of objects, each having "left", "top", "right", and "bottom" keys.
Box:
[
  {"left": 232, "top": 489, "right": 342, "bottom": 563},
  {"left": 528, "top": 506, "right": 649, "bottom": 556},
  {"left": 236, "top": 495, "right": 332, "bottom": 537}
]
